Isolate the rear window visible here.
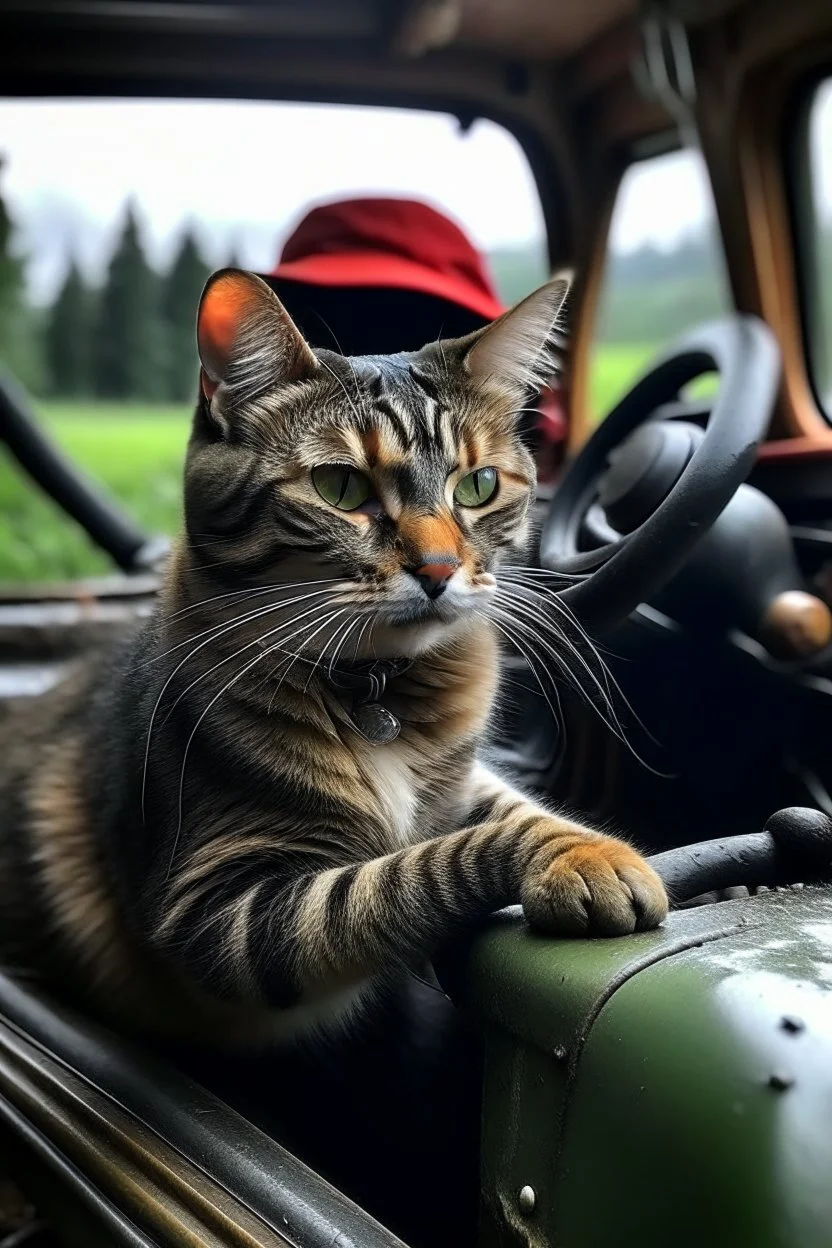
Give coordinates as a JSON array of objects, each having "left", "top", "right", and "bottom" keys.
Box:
[
  {"left": 798, "top": 79, "right": 832, "bottom": 417},
  {"left": 0, "top": 99, "right": 547, "bottom": 582}
]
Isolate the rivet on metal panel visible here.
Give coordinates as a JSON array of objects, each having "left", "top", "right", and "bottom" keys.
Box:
[{"left": 518, "top": 1185, "right": 536, "bottom": 1216}]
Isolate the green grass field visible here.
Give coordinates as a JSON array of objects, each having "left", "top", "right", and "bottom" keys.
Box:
[
  {"left": 0, "top": 403, "right": 192, "bottom": 582},
  {"left": 588, "top": 343, "right": 656, "bottom": 415},
  {"left": 0, "top": 345, "right": 655, "bottom": 583}
]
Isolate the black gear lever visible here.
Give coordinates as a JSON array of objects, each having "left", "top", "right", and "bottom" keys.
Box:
[{"left": 647, "top": 807, "right": 832, "bottom": 903}]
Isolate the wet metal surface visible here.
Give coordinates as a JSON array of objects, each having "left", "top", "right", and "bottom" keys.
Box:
[{"left": 471, "top": 887, "right": 832, "bottom": 1248}]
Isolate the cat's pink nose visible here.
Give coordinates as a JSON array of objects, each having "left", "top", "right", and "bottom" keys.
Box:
[{"left": 410, "top": 562, "right": 457, "bottom": 600}]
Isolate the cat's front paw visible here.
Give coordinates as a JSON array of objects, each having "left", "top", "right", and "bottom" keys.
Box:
[{"left": 521, "top": 829, "right": 668, "bottom": 937}]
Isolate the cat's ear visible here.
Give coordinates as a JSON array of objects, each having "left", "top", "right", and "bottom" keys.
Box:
[
  {"left": 465, "top": 273, "right": 571, "bottom": 398},
  {"left": 196, "top": 268, "right": 318, "bottom": 407}
]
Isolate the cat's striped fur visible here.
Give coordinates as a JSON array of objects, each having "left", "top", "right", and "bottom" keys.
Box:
[{"left": 0, "top": 270, "right": 667, "bottom": 1044}]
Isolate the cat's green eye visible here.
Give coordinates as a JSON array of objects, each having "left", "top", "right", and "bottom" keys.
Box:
[
  {"left": 312, "top": 465, "right": 372, "bottom": 512},
  {"left": 453, "top": 467, "right": 498, "bottom": 508}
]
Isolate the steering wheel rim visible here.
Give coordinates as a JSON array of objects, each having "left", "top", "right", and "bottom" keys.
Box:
[{"left": 540, "top": 316, "right": 781, "bottom": 634}]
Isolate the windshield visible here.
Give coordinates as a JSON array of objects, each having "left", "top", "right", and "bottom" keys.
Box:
[{"left": 0, "top": 99, "right": 548, "bottom": 582}]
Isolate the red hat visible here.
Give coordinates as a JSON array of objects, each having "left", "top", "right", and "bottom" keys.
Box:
[{"left": 269, "top": 197, "right": 504, "bottom": 324}]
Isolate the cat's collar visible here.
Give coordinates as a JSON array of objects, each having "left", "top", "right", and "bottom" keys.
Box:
[{"left": 325, "top": 657, "right": 412, "bottom": 746}]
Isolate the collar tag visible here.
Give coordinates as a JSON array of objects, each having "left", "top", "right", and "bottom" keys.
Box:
[
  {"left": 349, "top": 702, "right": 402, "bottom": 745},
  {"left": 328, "top": 657, "right": 411, "bottom": 746}
]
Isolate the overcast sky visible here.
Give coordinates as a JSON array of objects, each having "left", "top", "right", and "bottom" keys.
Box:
[{"left": 1, "top": 89, "right": 830, "bottom": 303}]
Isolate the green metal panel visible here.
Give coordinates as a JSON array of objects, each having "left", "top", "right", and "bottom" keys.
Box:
[
  {"left": 459, "top": 902, "right": 747, "bottom": 1055},
  {"left": 554, "top": 886, "right": 832, "bottom": 1248},
  {"left": 463, "top": 886, "right": 832, "bottom": 1247}
]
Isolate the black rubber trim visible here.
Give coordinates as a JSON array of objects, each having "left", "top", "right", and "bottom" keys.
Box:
[
  {"left": 0, "top": 371, "right": 163, "bottom": 573},
  {"left": 0, "top": 975, "right": 407, "bottom": 1248}
]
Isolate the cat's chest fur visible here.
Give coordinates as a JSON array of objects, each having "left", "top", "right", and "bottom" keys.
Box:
[
  {"left": 355, "top": 744, "right": 420, "bottom": 846},
  {"left": 354, "top": 734, "right": 474, "bottom": 849},
  {"left": 348, "top": 627, "right": 499, "bottom": 847}
]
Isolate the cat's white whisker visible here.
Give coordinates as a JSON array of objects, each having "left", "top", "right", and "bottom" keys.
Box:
[
  {"left": 166, "top": 583, "right": 292, "bottom": 620},
  {"left": 496, "top": 590, "right": 664, "bottom": 774},
  {"left": 277, "top": 609, "right": 352, "bottom": 698},
  {"left": 167, "top": 628, "right": 319, "bottom": 879},
  {"left": 497, "top": 583, "right": 619, "bottom": 708},
  {"left": 499, "top": 573, "right": 658, "bottom": 744},
  {"left": 499, "top": 563, "right": 584, "bottom": 584},
  {"left": 266, "top": 609, "right": 347, "bottom": 713},
  {"left": 499, "top": 570, "right": 617, "bottom": 656},
  {"left": 141, "top": 587, "right": 338, "bottom": 821},
  {"left": 157, "top": 597, "right": 343, "bottom": 734},
  {"left": 303, "top": 613, "right": 358, "bottom": 693},
  {"left": 168, "top": 603, "right": 348, "bottom": 875},
  {"left": 489, "top": 613, "right": 564, "bottom": 731},
  {"left": 349, "top": 614, "right": 374, "bottom": 664},
  {"left": 144, "top": 596, "right": 308, "bottom": 671},
  {"left": 496, "top": 589, "right": 628, "bottom": 743},
  {"left": 159, "top": 577, "right": 342, "bottom": 634},
  {"left": 324, "top": 615, "right": 364, "bottom": 684}
]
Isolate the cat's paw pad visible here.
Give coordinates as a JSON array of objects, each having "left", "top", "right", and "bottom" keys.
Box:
[{"left": 521, "top": 836, "right": 668, "bottom": 936}]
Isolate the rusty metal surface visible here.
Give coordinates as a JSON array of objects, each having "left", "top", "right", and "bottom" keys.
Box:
[
  {"left": 0, "top": 577, "right": 156, "bottom": 675},
  {"left": 0, "top": 575, "right": 159, "bottom": 604},
  {"left": 0, "top": 662, "right": 72, "bottom": 700}
]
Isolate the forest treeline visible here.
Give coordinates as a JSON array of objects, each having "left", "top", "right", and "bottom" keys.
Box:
[
  {"left": 2, "top": 164, "right": 829, "bottom": 402},
  {"left": 1, "top": 190, "right": 220, "bottom": 402}
]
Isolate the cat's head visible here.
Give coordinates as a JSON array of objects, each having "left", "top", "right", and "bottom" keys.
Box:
[{"left": 184, "top": 267, "right": 568, "bottom": 655}]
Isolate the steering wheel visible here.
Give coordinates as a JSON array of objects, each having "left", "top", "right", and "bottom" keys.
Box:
[{"left": 540, "top": 317, "right": 781, "bottom": 634}]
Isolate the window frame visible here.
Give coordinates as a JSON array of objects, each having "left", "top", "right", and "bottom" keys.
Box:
[
  {"left": 788, "top": 70, "right": 832, "bottom": 424},
  {"left": 584, "top": 137, "right": 730, "bottom": 425}
]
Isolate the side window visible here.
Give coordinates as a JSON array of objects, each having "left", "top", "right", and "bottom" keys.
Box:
[
  {"left": 590, "top": 148, "right": 730, "bottom": 421},
  {"left": 800, "top": 79, "right": 832, "bottom": 417}
]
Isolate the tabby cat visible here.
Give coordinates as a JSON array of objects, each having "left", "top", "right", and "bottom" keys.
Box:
[{"left": 0, "top": 268, "right": 667, "bottom": 1044}]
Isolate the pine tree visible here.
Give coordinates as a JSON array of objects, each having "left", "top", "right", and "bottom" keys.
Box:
[
  {"left": 225, "top": 238, "right": 244, "bottom": 270},
  {"left": 45, "top": 258, "right": 91, "bottom": 396},
  {"left": 0, "top": 159, "right": 21, "bottom": 338},
  {"left": 0, "top": 156, "right": 44, "bottom": 393},
  {"left": 94, "top": 201, "right": 159, "bottom": 399},
  {"left": 161, "top": 226, "right": 210, "bottom": 401}
]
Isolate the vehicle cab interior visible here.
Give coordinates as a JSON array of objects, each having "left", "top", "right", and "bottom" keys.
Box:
[{"left": 1, "top": 2, "right": 832, "bottom": 1247}]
